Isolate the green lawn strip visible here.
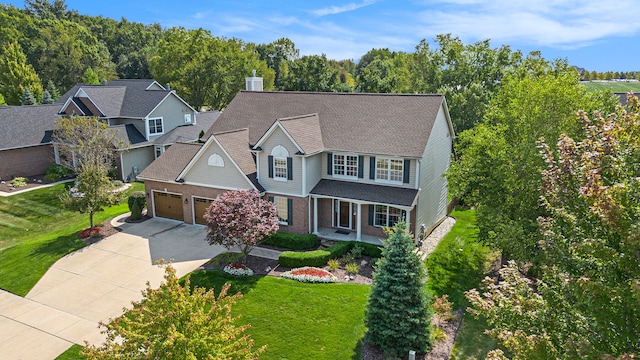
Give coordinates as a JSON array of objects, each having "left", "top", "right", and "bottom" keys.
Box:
[
  {"left": 582, "top": 81, "right": 640, "bottom": 92},
  {"left": 188, "top": 270, "right": 370, "bottom": 360},
  {"left": 0, "top": 182, "right": 144, "bottom": 296},
  {"left": 55, "top": 344, "right": 84, "bottom": 360},
  {"left": 450, "top": 313, "right": 498, "bottom": 360},
  {"left": 424, "top": 208, "right": 500, "bottom": 357}
]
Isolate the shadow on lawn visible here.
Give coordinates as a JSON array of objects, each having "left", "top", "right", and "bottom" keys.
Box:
[
  {"left": 30, "top": 232, "right": 86, "bottom": 258},
  {"left": 185, "top": 270, "right": 263, "bottom": 296}
]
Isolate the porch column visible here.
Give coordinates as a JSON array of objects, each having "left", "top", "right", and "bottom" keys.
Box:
[
  {"left": 313, "top": 196, "right": 318, "bottom": 233},
  {"left": 356, "top": 203, "right": 361, "bottom": 241},
  {"left": 406, "top": 209, "right": 411, "bottom": 230}
]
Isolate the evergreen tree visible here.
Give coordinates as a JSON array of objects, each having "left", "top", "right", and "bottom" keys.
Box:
[
  {"left": 365, "top": 222, "right": 432, "bottom": 357},
  {"left": 0, "top": 42, "right": 43, "bottom": 105},
  {"left": 21, "top": 87, "right": 36, "bottom": 105},
  {"left": 41, "top": 89, "right": 53, "bottom": 104},
  {"left": 45, "top": 80, "right": 60, "bottom": 100}
]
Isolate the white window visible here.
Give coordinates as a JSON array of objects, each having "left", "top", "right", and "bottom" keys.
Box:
[
  {"left": 374, "top": 205, "right": 406, "bottom": 227},
  {"left": 274, "top": 196, "right": 289, "bottom": 225},
  {"left": 333, "top": 154, "right": 358, "bottom": 178},
  {"left": 154, "top": 146, "right": 164, "bottom": 159},
  {"left": 184, "top": 113, "right": 192, "bottom": 123},
  {"left": 148, "top": 117, "right": 163, "bottom": 135},
  {"left": 271, "top": 145, "right": 289, "bottom": 181},
  {"left": 207, "top": 153, "right": 224, "bottom": 167},
  {"left": 376, "top": 158, "right": 404, "bottom": 183}
]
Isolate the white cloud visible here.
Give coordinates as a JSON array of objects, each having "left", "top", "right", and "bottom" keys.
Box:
[{"left": 310, "top": 0, "right": 377, "bottom": 16}]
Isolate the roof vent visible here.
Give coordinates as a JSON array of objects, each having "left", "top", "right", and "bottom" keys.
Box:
[
  {"left": 245, "top": 70, "right": 263, "bottom": 91},
  {"left": 166, "top": 83, "right": 170, "bottom": 90}
]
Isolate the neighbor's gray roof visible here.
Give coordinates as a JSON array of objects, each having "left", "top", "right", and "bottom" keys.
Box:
[
  {"left": 205, "top": 91, "right": 446, "bottom": 158},
  {"left": 0, "top": 104, "right": 60, "bottom": 150},
  {"left": 111, "top": 124, "right": 147, "bottom": 147},
  {"left": 57, "top": 79, "right": 176, "bottom": 118},
  {"left": 138, "top": 142, "right": 203, "bottom": 182},
  {"left": 153, "top": 111, "right": 219, "bottom": 146},
  {"left": 310, "top": 179, "right": 419, "bottom": 207}
]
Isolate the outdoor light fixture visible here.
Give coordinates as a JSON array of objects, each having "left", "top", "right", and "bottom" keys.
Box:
[{"left": 184, "top": 198, "right": 188, "bottom": 204}]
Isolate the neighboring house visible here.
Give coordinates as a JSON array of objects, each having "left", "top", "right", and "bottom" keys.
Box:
[
  {"left": 56, "top": 79, "right": 218, "bottom": 180},
  {"left": 139, "top": 82, "right": 455, "bottom": 242},
  {"left": 0, "top": 104, "right": 59, "bottom": 180}
]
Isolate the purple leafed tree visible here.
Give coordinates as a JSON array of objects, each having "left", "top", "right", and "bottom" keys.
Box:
[{"left": 203, "top": 189, "right": 279, "bottom": 262}]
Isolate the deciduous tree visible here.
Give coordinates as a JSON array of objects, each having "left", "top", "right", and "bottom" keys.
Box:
[
  {"left": 365, "top": 222, "right": 432, "bottom": 357},
  {"left": 204, "top": 189, "right": 279, "bottom": 262},
  {"left": 466, "top": 96, "right": 640, "bottom": 358},
  {"left": 82, "top": 264, "right": 265, "bottom": 359},
  {"left": 0, "top": 42, "right": 42, "bottom": 105}
]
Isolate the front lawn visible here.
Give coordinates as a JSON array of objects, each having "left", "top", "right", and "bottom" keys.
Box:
[
  {"left": 189, "top": 271, "right": 370, "bottom": 360},
  {"left": 425, "top": 208, "right": 499, "bottom": 358},
  {"left": 0, "top": 182, "right": 143, "bottom": 296}
]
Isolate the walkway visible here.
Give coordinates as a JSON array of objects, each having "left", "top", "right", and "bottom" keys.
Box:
[{"left": 417, "top": 216, "right": 457, "bottom": 261}]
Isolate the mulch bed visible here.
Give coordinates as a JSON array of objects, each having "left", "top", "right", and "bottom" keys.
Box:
[
  {"left": 0, "top": 174, "right": 66, "bottom": 193},
  {"left": 79, "top": 213, "right": 150, "bottom": 244}
]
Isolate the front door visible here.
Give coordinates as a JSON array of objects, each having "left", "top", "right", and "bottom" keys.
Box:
[{"left": 339, "top": 201, "right": 350, "bottom": 228}]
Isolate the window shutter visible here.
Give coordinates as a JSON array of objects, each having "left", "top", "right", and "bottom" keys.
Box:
[
  {"left": 403, "top": 159, "right": 410, "bottom": 183},
  {"left": 268, "top": 155, "right": 273, "bottom": 178},
  {"left": 368, "top": 205, "right": 374, "bottom": 226},
  {"left": 287, "top": 157, "right": 293, "bottom": 180},
  {"left": 358, "top": 156, "right": 364, "bottom": 178},
  {"left": 369, "top": 157, "right": 376, "bottom": 179},
  {"left": 287, "top": 198, "right": 293, "bottom": 225},
  {"left": 327, "top": 153, "right": 333, "bottom": 175},
  {"left": 268, "top": 196, "right": 274, "bottom": 203}
]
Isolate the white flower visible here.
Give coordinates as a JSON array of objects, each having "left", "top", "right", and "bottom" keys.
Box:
[{"left": 223, "top": 263, "right": 254, "bottom": 276}]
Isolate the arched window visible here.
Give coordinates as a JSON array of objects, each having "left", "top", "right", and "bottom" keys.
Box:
[
  {"left": 270, "top": 145, "right": 289, "bottom": 180},
  {"left": 207, "top": 153, "right": 224, "bottom": 167}
]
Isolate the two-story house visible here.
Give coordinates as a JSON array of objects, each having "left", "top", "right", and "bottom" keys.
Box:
[
  {"left": 139, "top": 84, "right": 454, "bottom": 242},
  {"left": 56, "top": 79, "right": 218, "bottom": 181}
]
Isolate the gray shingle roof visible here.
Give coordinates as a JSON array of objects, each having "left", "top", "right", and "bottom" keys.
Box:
[
  {"left": 152, "top": 111, "right": 219, "bottom": 146},
  {"left": 138, "top": 142, "right": 203, "bottom": 182},
  {"left": 205, "top": 91, "right": 445, "bottom": 158},
  {"left": 278, "top": 113, "right": 324, "bottom": 155},
  {"left": 310, "top": 179, "right": 419, "bottom": 207},
  {"left": 57, "top": 80, "right": 175, "bottom": 118},
  {"left": 0, "top": 105, "right": 60, "bottom": 150},
  {"left": 111, "top": 124, "right": 147, "bottom": 147}
]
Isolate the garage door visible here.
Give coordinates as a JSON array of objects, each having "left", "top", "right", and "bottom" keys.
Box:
[
  {"left": 153, "top": 192, "right": 183, "bottom": 221},
  {"left": 193, "top": 197, "right": 214, "bottom": 225}
]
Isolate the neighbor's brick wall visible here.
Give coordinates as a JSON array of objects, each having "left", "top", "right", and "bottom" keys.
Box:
[{"left": 0, "top": 145, "right": 55, "bottom": 180}]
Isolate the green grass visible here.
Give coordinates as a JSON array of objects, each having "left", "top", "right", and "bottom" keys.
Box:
[
  {"left": 582, "top": 81, "right": 640, "bottom": 92},
  {"left": 425, "top": 208, "right": 499, "bottom": 358},
  {"left": 450, "top": 313, "right": 498, "bottom": 360},
  {"left": 55, "top": 344, "right": 84, "bottom": 360},
  {"left": 425, "top": 208, "right": 497, "bottom": 308},
  {"left": 188, "top": 270, "right": 370, "bottom": 360},
  {"left": 0, "top": 182, "right": 144, "bottom": 296}
]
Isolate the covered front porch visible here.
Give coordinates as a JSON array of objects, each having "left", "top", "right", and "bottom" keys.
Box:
[
  {"left": 315, "top": 227, "right": 385, "bottom": 245},
  {"left": 309, "top": 179, "right": 419, "bottom": 244}
]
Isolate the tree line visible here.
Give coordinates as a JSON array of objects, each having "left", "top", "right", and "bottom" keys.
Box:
[{"left": 2, "top": 0, "right": 625, "bottom": 135}]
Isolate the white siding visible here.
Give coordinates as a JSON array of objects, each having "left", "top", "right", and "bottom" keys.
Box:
[
  {"left": 415, "top": 105, "right": 452, "bottom": 236},
  {"left": 320, "top": 153, "right": 417, "bottom": 189},
  {"left": 184, "top": 141, "right": 254, "bottom": 190},
  {"left": 258, "top": 127, "right": 303, "bottom": 195},
  {"left": 147, "top": 95, "right": 196, "bottom": 141}
]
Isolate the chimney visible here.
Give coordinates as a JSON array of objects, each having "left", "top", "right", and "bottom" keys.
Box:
[
  {"left": 165, "top": 83, "right": 171, "bottom": 90},
  {"left": 245, "top": 70, "right": 263, "bottom": 91}
]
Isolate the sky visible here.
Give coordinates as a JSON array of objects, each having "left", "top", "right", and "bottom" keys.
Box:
[{"left": 3, "top": 0, "right": 640, "bottom": 72}]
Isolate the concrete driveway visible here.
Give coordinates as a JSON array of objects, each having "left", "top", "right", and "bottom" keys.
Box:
[{"left": 0, "top": 215, "right": 227, "bottom": 359}]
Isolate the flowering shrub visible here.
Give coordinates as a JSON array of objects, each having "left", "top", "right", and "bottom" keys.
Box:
[
  {"left": 78, "top": 227, "right": 102, "bottom": 239},
  {"left": 223, "top": 263, "right": 254, "bottom": 276},
  {"left": 281, "top": 267, "right": 337, "bottom": 283}
]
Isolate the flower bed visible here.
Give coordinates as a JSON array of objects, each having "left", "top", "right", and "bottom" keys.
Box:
[
  {"left": 281, "top": 266, "right": 337, "bottom": 283},
  {"left": 223, "top": 263, "right": 254, "bottom": 276},
  {"left": 78, "top": 227, "right": 102, "bottom": 239}
]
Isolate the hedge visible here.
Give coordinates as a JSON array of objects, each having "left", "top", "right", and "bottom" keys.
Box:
[
  {"left": 278, "top": 240, "right": 383, "bottom": 268},
  {"left": 262, "top": 232, "right": 317, "bottom": 250}
]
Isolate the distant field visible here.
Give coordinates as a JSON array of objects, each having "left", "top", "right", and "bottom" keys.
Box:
[{"left": 582, "top": 81, "right": 640, "bottom": 92}]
